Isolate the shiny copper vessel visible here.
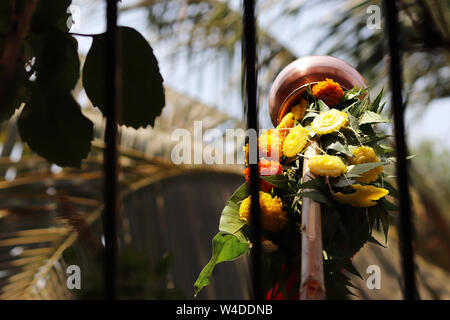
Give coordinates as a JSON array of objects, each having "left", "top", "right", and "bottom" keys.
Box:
[{"left": 268, "top": 55, "right": 367, "bottom": 127}]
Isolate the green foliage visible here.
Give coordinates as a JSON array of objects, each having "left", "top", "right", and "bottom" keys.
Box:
[
  {"left": 28, "top": 32, "right": 80, "bottom": 91},
  {"left": 194, "top": 232, "right": 249, "bottom": 297},
  {"left": 195, "top": 183, "right": 250, "bottom": 296},
  {"left": 18, "top": 90, "right": 93, "bottom": 167},
  {"left": 1, "top": 0, "right": 165, "bottom": 167},
  {"left": 219, "top": 183, "right": 249, "bottom": 237},
  {"left": 83, "top": 26, "right": 165, "bottom": 129}
]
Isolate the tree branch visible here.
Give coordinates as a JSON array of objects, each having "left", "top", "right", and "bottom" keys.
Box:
[{"left": 0, "top": 0, "right": 39, "bottom": 113}]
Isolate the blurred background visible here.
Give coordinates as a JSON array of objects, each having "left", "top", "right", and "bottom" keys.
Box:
[{"left": 0, "top": 0, "right": 449, "bottom": 299}]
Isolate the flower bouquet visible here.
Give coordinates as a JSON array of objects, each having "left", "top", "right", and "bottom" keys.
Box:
[{"left": 194, "top": 75, "right": 397, "bottom": 300}]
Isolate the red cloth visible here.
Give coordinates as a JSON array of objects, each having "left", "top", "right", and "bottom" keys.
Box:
[{"left": 265, "top": 265, "right": 300, "bottom": 300}]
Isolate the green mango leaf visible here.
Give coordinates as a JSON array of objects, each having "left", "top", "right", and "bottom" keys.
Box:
[
  {"left": 344, "top": 86, "right": 367, "bottom": 100},
  {"left": 380, "top": 197, "right": 398, "bottom": 211},
  {"left": 194, "top": 233, "right": 249, "bottom": 296},
  {"left": 300, "top": 190, "right": 331, "bottom": 204},
  {"left": 83, "top": 26, "right": 165, "bottom": 129},
  {"left": 18, "top": 89, "right": 93, "bottom": 167},
  {"left": 346, "top": 162, "right": 383, "bottom": 178},
  {"left": 368, "top": 88, "right": 384, "bottom": 113},
  {"left": 380, "top": 208, "right": 389, "bottom": 243},
  {"left": 372, "top": 143, "right": 394, "bottom": 155},
  {"left": 358, "top": 111, "right": 389, "bottom": 126},
  {"left": 296, "top": 178, "right": 324, "bottom": 190},
  {"left": 368, "top": 235, "right": 387, "bottom": 248},
  {"left": 382, "top": 179, "right": 398, "bottom": 199},
  {"left": 229, "top": 183, "right": 250, "bottom": 204},
  {"left": 301, "top": 111, "right": 318, "bottom": 123},
  {"left": 317, "top": 99, "right": 330, "bottom": 111},
  {"left": 219, "top": 201, "right": 245, "bottom": 235},
  {"left": 343, "top": 260, "right": 363, "bottom": 279},
  {"left": 369, "top": 204, "right": 390, "bottom": 243},
  {"left": 347, "top": 113, "right": 360, "bottom": 132},
  {"left": 326, "top": 141, "right": 354, "bottom": 157},
  {"left": 219, "top": 183, "right": 248, "bottom": 235},
  {"left": 360, "top": 134, "right": 391, "bottom": 145},
  {"left": 331, "top": 176, "right": 357, "bottom": 188},
  {"left": 261, "top": 174, "right": 290, "bottom": 190}
]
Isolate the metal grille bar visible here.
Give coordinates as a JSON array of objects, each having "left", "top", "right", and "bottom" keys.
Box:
[
  {"left": 243, "top": 0, "right": 263, "bottom": 300},
  {"left": 384, "top": 0, "right": 418, "bottom": 300},
  {"left": 103, "top": 0, "right": 119, "bottom": 300}
]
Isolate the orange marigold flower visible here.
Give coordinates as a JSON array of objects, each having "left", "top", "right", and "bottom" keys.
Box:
[
  {"left": 244, "top": 159, "right": 282, "bottom": 192},
  {"left": 312, "top": 78, "right": 344, "bottom": 107},
  {"left": 259, "top": 129, "right": 284, "bottom": 161},
  {"left": 239, "top": 191, "right": 287, "bottom": 232}
]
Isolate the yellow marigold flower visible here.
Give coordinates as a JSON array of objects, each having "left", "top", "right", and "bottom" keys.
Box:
[
  {"left": 276, "top": 112, "right": 295, "bottom": 131},
  {"left": 308, "top": 154, "right": 347, "bottom": 177},
  {"left": 243, "top": 143, "right": 249, "bottom": 166},
  {"left": 290, "top": 98, "right": 308, "bottom": 121},
  {"left": 239, "top": 191, "right": 287, "bottom": 232},
  {"left": 333, "top": 184, "right": 389, "bottom": 207},
  {"left": 312, "top": 78, "right": 344, "bottom": 107},
  {"left": 347, "top": 146, "right": 383, "bottom": 183},
  {"left": 259, "top": 129, "right": 284, "bottom": 161},
  {"left": 311, "top": 109, "right": 348, "bottom": 135},
  {"left": 283, "top": 125, "right": 309, "bottom": 157}
]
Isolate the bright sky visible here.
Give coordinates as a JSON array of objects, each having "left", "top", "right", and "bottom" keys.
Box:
[{"left": 72, "top": 0, "right": 450, "bottom": 150}]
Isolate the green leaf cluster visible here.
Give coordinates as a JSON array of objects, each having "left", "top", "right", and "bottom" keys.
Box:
[{"left": 1, "top": 1, "right": 165, "bottom": 167}]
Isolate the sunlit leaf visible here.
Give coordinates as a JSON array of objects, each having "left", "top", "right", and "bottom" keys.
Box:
[
  {"left": 358, "top": 111, "right": 389, "bottom": 126},
  {"left": 194, "top": 233, "right": 248, "bottom": 296},
  {"left": 346, "top": 162, "right": 383, "bottom": 178}
]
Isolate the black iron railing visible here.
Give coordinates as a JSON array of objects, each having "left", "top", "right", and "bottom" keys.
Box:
[
  {"left": 101, "top": 0, "right": 418, "bottom": 300},
  {"left": 384, "top": 0, "right": 418, "bottom": 300},
  {"left": 243, "top": 0, "right": 263, "bottom": 300},
  {"left": 103, "top": 0, "right": 119, "bottom": 300}
]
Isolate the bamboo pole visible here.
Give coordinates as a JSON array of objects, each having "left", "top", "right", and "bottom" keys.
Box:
[{"left": 300, "top": 139, "right": 326, "bottom": 300}]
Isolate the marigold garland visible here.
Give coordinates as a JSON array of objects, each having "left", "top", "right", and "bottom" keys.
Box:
[
  {"left": 283, "top": 125, "right": 309, "bottom": 157},
  {"left": 308, "top": 154, "right": 347, "bottom": 177},
  {"left": 312, "top": 78, "right": 344, "bottom": 107},
  {"left": 243, "top": 159, "right": 282, "bottom": 192},
  {"left": 239, "top": 191, "right": 287, "bottom": 232},
  {"left": 347, "top": 146, "right": 383, "bottom": 183},
  {"left": 311, "top": 109, "right": 348, "bottom": 135},
  {"left": 333, "top": 184, "right": 389, "bottom": 207}
]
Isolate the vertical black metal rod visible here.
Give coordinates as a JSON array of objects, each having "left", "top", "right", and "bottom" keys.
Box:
[
  {"left": 103, "top": 0, "right": 119, "bottom": 300},
  {"left": 384, "top": 0, "right": 417, "bottom": 300},
  {"left": 243, "top": 0, "right": 262, "bottom": 300}
]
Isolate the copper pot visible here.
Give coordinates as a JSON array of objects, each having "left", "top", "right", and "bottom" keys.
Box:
[{"left": 268, "top": 55, "right": 367, "bottom": 127}]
